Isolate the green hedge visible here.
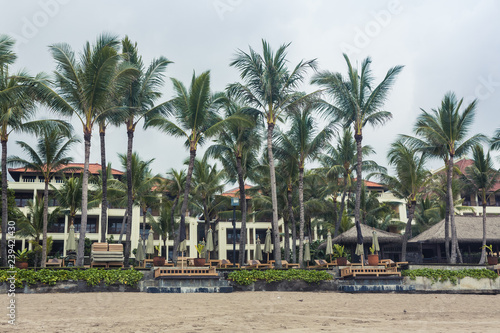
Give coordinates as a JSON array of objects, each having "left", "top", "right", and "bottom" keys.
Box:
[
  {"left": 0, "top": 268, "right": 143, "bottom": 288},
  {"left": 228, "top": 269, "right": 333, "bottom": 286},
  {"left": 402, "top": 268, "right": 498, "bottom": 285}
]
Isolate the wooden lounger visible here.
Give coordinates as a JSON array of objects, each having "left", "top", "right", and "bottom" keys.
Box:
[
  {"left": 218, "top": 259, "right": 240, "bottom": 268},
  {"left": 245, "top": 260, "right": 272, "bottom": 269},
  {"left": 311, "top": 259, "right": 337, "bottom": 269},
  {"left": 270, "top": 260, "right": 300, "bottom": 268}
]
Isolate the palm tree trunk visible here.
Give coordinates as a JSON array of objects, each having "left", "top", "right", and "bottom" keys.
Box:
[
  {"left": 77, "top": 131, "right": 91, "bottom": 266},
  {"left": 99, "top": 128, "right": 108, "bottom": 243},
  {"left": 41, "top": 179, "right": 50, "bottom": 268},
  {"left": 203, "top": 199, "right": 209, "bottom": 239},
  {"left": 401, "top": 201, "right": 415, "bottom": 262},
  {"left": 448, "top": 155, "right": 458, "bottom": 263},
  {"left": 170, "top": 196, "right": 179, "bottom": 263},
  {"left": 1, "top": 139, "right": 8, "bottom": 266},
  {"left": 444, "top": 160, "right": 450, "bottom": 262},
  {"left": 124, "top": 129, "right": 134, "bottom": 267},
  {"left": 163, "top": 238, "right": 167, "bottom": 260},
  {"left": 354, "top": 133, "right": 364, "bottom": 253},
  {"left": 236, "top": 156, "right": 248, "bottom": 266},
  {"left": 336, "top": 179, "right": 349, "bottom": 237},
  {"left": 142, "top": 207, "right": 147, "bottom": 255},
  {"left": 267, "top": 123, "right": 282, "bottom": 268},
  {"left": 179, "top": 146, "right": 196, "bottom": 257},
  {"left": 298, "top": 167, "right": 305, "bottom": 267},
  {"left": 479, "top": 202, "right": 487, "bottom": 264},
  {"left": 287, "top": 184, "right": 297, "bottom": 263}
]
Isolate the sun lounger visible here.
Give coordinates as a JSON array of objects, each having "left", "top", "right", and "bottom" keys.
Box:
[
  {"left": 218, "top": 259, "right": 240, "bottom": 268},
  {"left": 45, "top": 258, "right": 63, "bottom": 267},
  {"left": 311, "top": 259, "right": 337, "bottom": 269},
  {"left": 245, "top": 259, "right": 272, "bottom": 269},
  {"left": 91, "top": 243, "right": 124, "bottom": 268},
  {"left": 270, "top": 260, "right": 300, "bottom": 269}
]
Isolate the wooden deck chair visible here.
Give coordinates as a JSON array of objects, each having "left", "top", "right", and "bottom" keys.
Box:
[
  {"left": 218, "top": 259, "right": 240, "bottom": 268},
  {"left": 311, "top": 259, "right": 337, "bottom": 269},
  {"left": 270, "top": 260, "right": 300, "bottom": 268},
  {"left": 245, "top": 260, "right": 272, "bottom": 269},
  {"left": 45, "top": 258, "right": 63, "bottom": 267}
]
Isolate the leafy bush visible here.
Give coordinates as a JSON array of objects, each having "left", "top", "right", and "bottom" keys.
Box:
[
  {"left": 228, "top": 269, "right": 333, "bottom": 286},
  {"left": 402, "top": 268, "right": 498, "bottom": 285},
  {"left": 0, "top": 268, "right": 143, "bottom": 288}
]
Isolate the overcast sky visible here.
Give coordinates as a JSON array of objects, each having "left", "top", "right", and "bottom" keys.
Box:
[{"left": 2, "top": 0, "right": 499, "bottom": 182}]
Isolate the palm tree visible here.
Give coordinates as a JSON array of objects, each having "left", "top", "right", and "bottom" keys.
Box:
[
  {"left": 149, "top": 199, "right": 176, "bottom": 260},
  {"left": 229, "top": 40, "right": 317, "bottom": 267},
  {"left": 51, "top": 174, "right": 87, "bottom": 228},
  {"left": 312, "top": 54, "right": 403, "bottom": 254},
  {"left": 145, "top": 71, "right": 236, "bottom": 257},
  {"left": 320, "top": 128, "right": 381, "bottom": 236},
  {"left": 191, "top": 156, "right": 225, "bottom": 236},
  {"left": 411, "top": 92, "right": 486, "bottom": 263},
  {"left": 491, "top": 128, "right": 500, "bottom": 151},
  {"left": 275, "top": 103, "right": 334, "bottom": 266},
  {"left": 379, "top": 141, "right": 430, "bottom": 261},
  {"left": 0, "top": 39, "right": 69, "bottom": 265},
  {"left": 462, "top": 144, "right": 500, "bottom": 264},
  {"left": 120, "top": 37, "right": 171, "bottom": 264},
  {"left": 39, "top": 33, "right": 138, "bottom": 266},
  {"left": 9, "top": 128, "right": 78, "bottom": 267},
  {"left": 205, "top": 95, "right": 260, "bottom": 266},
  {"left": 16, "top": 197, "right": 61, "bottom": 267},
  {"left": 162, "top": 168, "right": 186, "bottom": 263}
]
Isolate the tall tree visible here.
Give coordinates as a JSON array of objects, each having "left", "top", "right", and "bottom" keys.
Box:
[
  {"left": 40, "top": 33, "right": 138, "bottom": 266},
  {"left": 162, "top": 168, "right": 186, "bottom": 263},
  {"left": 411, "top": 92, "right": 485, "bottom": 263},
  {"left": 275, "top": 103, "right": 334, "bottom": 267},
  {"left": 312, "top": 54, "right": 403, "bottom": 257},
  {"left": 491, "top": 128, "right": 500, "bottom": 151},
  {"left": 229, "top": 40, "right": 316, "bottom": 267},
  {"left": 9, "top": 128, "right": 78, "bottom": 267},
  {"left": 462, "top": 145, "right": 500, "bottom": 264},
  {"left": 145, "top": 71, "right": 238, "bottom": 259},
  {"left": 380, "top": 141, "right": 430, "bottom": 261},
  {"left": 149, "top": 199, "right": 176, "bottom": 260},
  {"left": 120, "top": 37, "right": 171, "bottom": 265},
  {"left": 205, "top": 95, "right": 260, "bottom": 266}
]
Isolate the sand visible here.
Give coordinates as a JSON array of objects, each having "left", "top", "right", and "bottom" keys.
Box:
[{"left": 2, "top": 292, "right": 500, "bottom": 332}]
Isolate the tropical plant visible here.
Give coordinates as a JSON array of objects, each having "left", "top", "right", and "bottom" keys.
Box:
[
  {"left": 39, "top": 33, "right": 138, "bottom": 266},
  {"left": 228, "top": 40, "right": 317, "bottom": 268},
  {"left": 462, "top": 145, "right": 500, "bottom": 264},
  {"left": 9, "top": 127, "right": 77, "bottom": 267},
  {"left": 15, "top": 248, "right": 30, "bottom": 262},
  {"left": 409, "top": 92, "right": 486, "bottom": 263},
  {"left": 145, "top": 71, "right": 239, "bottom": 259},
  {"left": 149, "top": 199, "right": 176, "bottom": 260},
  {"left": 205, "top": 94, "right": 260, "bottom": 266},
  {"left": 312, "top": 54, "right": 403, "bottom": 255},
  {"left": 491, "top": 128, "right": 500, "bottom": 151},
  {"left": 379, "top": 140, "right": 430, "bottom": 261},
  {"left": 275, "top": 102, "right": 334, "bottom": 267},
  {"left": 120, "top": 37, "right": 171, "bottom": 265},
  {"left": 333, "top": 244, "right": 346, "bottom": 258}
]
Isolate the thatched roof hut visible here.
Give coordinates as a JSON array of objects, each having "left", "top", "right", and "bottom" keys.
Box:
[
  {"left": 409, "top": 216, "right": 500, "bottom": 244},
  {"left": 331, "top": 224, "right": 403, "bottom": 245}
]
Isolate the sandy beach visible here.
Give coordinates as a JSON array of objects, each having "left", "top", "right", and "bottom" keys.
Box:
[{"left": 3, "top": 292, "right": 500, "bottom": 332}]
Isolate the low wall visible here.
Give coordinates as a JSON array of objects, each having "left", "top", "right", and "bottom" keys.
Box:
[
  {"left": 404, "top": 276, "right": 500, "bottom": 293},
  {"left": 0, "top": 281, "right": 140, "bottom": 293}
]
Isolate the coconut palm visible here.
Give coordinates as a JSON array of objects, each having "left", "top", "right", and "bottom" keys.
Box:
[
  {"left": 410, "top": 92, "right": 486, "bottom": 263},
  {"left": 312, "top": 54, "right": 403, "bottom": 253},
  {"left": 51, "top": 174, "right": 90, "bottom": 228},
  {"left": 16, "top": 197, "right": 61, "bottom": 267},
  {"left": 228, "top": 40, "right": 317, "bottom": 267},
  {"left": 9, "top": 128, "right": 78, "bottom": 266},
  {"left": 275, "top": 103, "right": 334, "bottom": 266},
  {"left": 38, "top": 33, "right": 138, "bottom": 266},
  {"left": 462, "top": 145, "right": 500, "bottom": 264},
  {"left": 320, "top": 128, "right": 382, "bottom": 237},
  {"left": 491, "top": 128, "right": 500, "bottom": 151},
  {"left": 0, "top": 48, "right": 69, "bottom": 265},
  {"left": 379, "top": 141, "right": 430, "bottom": 261},
  {"left": 145, "top": 71, "right": 240, "bottom": 258},
  {"left": 205, "top": 95, "right": 260, "bottom": 266},
  {"left": 149, "top": 199, "right": 176, "bottom": 260},
  {"left": 120, "top": 37, "right": 171, "bottom": 263}
]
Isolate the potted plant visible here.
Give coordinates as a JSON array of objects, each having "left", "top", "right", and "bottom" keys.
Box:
[
  {"left": 482, "top": 244, "right": 498, "bottom": 265},
  {"left": 15, "top": 249, "right": 30, "bottom": 269},
  {"left": 368, "top": 246, "right": 379, "bottom": 266},
  {"left": 193, "top": 243, "right": 206, "bottom": 266},
  {"left": 152, "top": 245, "right": 166, "bottom": 266},
  {"left": 333, "top": 244, "right": 348, "bottom": 266}
]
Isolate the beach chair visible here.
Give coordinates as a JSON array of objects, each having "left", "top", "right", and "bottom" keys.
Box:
[
  {"left": 245, "top": 260, "right": 272, "bottom": 269},
  {"left": 270, "top": 260, "right": 300, "bottom": 269},
  {"left": 311, "top": 259, "right": 337, "bottom": 269},
  {"left": 45, "top": 258, "right": 63, "bottom": 267},
  {"left": 218, "top": 259, "right": 240, "bottom": 268},
  {"left": 91, "top": 243, "right": 124, "bottom": 268}
]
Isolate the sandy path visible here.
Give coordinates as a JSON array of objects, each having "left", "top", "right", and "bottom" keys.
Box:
[{"left": 2, "top": 292, "right": 499, "bottom": 332}]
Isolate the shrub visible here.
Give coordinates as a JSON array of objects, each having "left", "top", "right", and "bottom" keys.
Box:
[
  {"left": 402, "top": 268, "right": 498, "bottom": 285},
  {"left": 228, "top": 269, "right": 333, "bottom": 286}
]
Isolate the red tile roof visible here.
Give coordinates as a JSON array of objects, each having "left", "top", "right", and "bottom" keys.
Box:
[
  {"left": 222, "top": 185, "right": 254, "bottom": 199},
  {"left": 9, "top": 163, "right": 124, "bottom": 177}
]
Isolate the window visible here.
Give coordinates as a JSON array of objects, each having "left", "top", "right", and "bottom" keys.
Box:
[
  {"left": 48, "top": 217, "right": 65, "bottom": 233},
  {"left": 23, "top": 176, "right": 35, "bottom": 183},
  {"left": 226, "top": 228, "right": 241, "bottom": 244},
  {"left": 108, "top": 217, "right": 124, "bottom": 234},
  {"left": 73, "top": 216, "right": 98, "bottom": 233},
  {"left": 139, "top": 223, "right": 159, "bottom": 240},
  {"left": 14, "top": 192, "right": 33, "bottom": 207}
]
